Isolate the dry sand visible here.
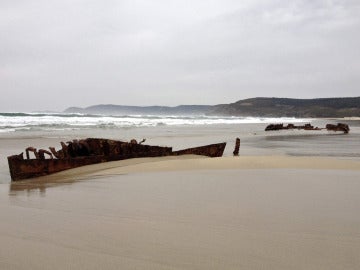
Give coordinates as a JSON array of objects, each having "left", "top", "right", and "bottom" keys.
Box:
[{"left": 1, "top": 156, "right": 360, "bottom": 269}]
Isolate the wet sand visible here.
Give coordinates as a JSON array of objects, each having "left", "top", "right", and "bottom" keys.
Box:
[{"left": 1, "top": 156, "right": 360, "bottom": 269}]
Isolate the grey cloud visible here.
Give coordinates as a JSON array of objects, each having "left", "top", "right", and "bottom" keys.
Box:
[{"left": 0, "top": 0, "right": 359, "bottom": 111}]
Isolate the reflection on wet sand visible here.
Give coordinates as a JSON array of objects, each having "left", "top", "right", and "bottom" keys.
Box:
[
  {"left": 9, "top": 172, "right": 125, "bottom": 195},
  {"left": 9, "top": 173, "right": 84, "bottom": 195}
]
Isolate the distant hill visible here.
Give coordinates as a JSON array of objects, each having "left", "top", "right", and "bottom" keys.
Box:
[
  {"left": 64, "top": 97, "right": 360, "bottom": 117},
  {"left": 211, "top": 97, "right": 360, "bottom": 117}
]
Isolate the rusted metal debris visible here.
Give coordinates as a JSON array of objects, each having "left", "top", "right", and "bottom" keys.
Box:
[
  {"left": 233, "top": 138, "right": 240, "bottom": 156},
  {"left": 265, "top": 123, "right": 350, "bottom": 134},
  {"left": 8, "top": 138, "right": 226, "bottom": 181},
  {"left": 325, "top": 123, "right": 350, "bottom": 134},
  {"left": 265, "top": 123, "right": 320, "bottom": 131},
  {"left": 172, "top": 143, "right": 226, "bottom": 157}
]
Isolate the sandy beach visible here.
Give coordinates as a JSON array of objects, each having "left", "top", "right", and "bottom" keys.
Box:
[
  {"left": 1, "top": 155, "right": 360, "bottom": 270},
  {"left": 2, "top": 0, "right": 360, "bottom": 267}
]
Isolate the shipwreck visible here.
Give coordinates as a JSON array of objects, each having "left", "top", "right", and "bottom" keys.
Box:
[
  {"left": 265, "top": 123, "right": 350, "bottom": 134},
  {"left": 7, "top": 138, "right": 226, "bottom": 181}
]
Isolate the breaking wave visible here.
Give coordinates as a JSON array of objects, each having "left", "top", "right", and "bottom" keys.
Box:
[{"left": 0, "top": 112, "right": 308, "bottom": 133}]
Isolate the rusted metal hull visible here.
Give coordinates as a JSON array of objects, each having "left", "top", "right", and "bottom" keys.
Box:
[
  {"left": 265, "top": 123, "right": 321, "bottom": 131},
  {"left": 7, "top": 138, "right": 226, "bottom": 181},
  {"left": 265, "top": 123, "right": 350, "bottom": 134},
  {"left": 8, "top": 155, "right": 108, "bottom": 181},
  {"left": 325, "top": 123, "right": 350, "bottom": 134},
  {"left": 172, "top": 142, "right": 226, "bottom": 157},
  {"left": 8, "top": 151, "right": 171, "bottom": 181}
]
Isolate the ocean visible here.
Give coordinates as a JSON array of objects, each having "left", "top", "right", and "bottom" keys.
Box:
[
  {"left": 0, "top": 112, "right": 308, "bottom": 133},
  {"left": 1, "top": 112, "right": 359, "bottom": 183}
]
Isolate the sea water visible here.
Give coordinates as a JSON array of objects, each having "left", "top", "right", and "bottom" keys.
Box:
[{"left": 0, "top": 112, "right": 308, "bottom": 133}]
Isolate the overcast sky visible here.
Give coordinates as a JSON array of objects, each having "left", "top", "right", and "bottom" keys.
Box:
[{"left": 1, "top": 0, "right": 359, "bottom": 112}]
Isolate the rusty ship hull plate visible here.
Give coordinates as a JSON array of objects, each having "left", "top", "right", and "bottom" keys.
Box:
[{"left": 7, "top": 139, "right": 226, "bottom": 181}]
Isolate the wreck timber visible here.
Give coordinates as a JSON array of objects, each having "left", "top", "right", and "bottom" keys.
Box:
[
  {"left": 7, "top": 138, "right": 226, "bottom": 181},
  {"left": 265, "top": 123, "right": 350, "bottom": 134},
  {"left": 172, "top": 142, "right": 226, "bottom": 157},
  {"left": 325, "top": 123, "right": 350, "bottom": 134}
]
